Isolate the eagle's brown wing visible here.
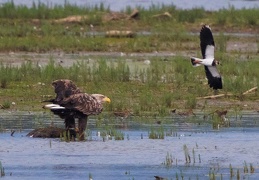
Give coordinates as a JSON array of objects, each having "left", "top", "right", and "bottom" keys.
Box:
[
  {"left": 52, "top": 79, "right": 82, "bottom": 103},
  {"left": 60, "top": 93, "right": 103, "bottom": 116}
]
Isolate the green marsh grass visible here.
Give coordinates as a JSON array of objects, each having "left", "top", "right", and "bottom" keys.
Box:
[
  {"left": 0, "top": 124, "right": 4, "bottom": 132},
  {"left": 250, "top": 163, "right": 255, "bottom": 174},
  {"left": 209, "top": 168, "right": 216, "bottom": 180},
  {"left": 175, "top": 172, "right": 179, "bottom": 180},
  {"left": 1, "top": 53, "right": 259, "bottom": 117},
  {"left": 100, "top": 125, "right": 124, "bottom": 140},
  {"left": 0, "top": 3, "right": 257, "bottom": 53},
  {"left": 185, "top": 95, "right": 197, "bottom": 109},
  {"left": 0, "top": 1, "right": 109, "bottom": 19},
  {"left": 0, "top": 78, "right": 7, "bottom": 89},
  {"left": 60, "top": 131, "right": 70, "bottom": 142},
  {"left": 1, "top": 1, "right": 257, "bottom": 27},
  {"left": 183, "top": 144, "right": 191, "bottom": 164},
  {"left": 237, "top": 169, "right": 240, "bottom": 180},
  {"left": 60, "top": 130, "right": 81, "bottom": 142},
  {"left": 163, "top": 152, "right": 173, "bottom": 168},
  {"left": 216, "top": 33, "right": 228, "bottom": 53},
  {"left": 1, "top": 101, "right": 11, "bottom": 109},
  {"left": 244, "top": 161, "right": 248, "bottom": 173},
  {"left": 89, "top": 173, "right": 93, "bottom": 180},
  {"left": 192, "top": 148, "right": 196, "bottom": 164},
  {"left": 148, "top": 126, "right": 164, "bottom": 139},
  {"left": 0, "top": 161, "right": 5, "bottom": 177},
  {"left": 229, "top": 164, "right": 234, "bottom": 178},
  {"left": 214, "top": 7, "right": 259, "bottom": 26}
]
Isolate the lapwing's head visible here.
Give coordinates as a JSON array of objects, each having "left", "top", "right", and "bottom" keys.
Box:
[{"left": 213, "top": 59, "right": 220, "bottom": 66}]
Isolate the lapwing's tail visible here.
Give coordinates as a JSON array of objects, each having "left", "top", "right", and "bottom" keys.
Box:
[
  {"left": 191, "top": 57, "right": 196, "bottom": 65},
  {"left": 190, "top": 57, "right": 201, "bottom": 67}
]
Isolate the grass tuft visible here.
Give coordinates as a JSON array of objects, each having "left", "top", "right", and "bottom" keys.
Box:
[
  {"left": 149, "top": 126, "right": 164, "bottom": 139},
  {"left": 0, "top": 161, "right": 5, "bottom": 177},
  {"left": 183, "top": 144, "right": 191, "bottom": 164},
  {"left": 163, "top": 152, "right": 173, "bottom": 167}
]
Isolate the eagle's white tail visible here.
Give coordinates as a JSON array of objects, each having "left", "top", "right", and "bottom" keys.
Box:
[{"left": 43, "top": 104, "right": 65, "bottom": 109}]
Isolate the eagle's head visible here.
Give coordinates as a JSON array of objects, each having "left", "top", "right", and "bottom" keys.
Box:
[{"left": 91, "top": 94, "right": 111, "bottom": 104}]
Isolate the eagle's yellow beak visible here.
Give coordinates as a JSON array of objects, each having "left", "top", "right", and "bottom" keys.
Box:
[{"left": 103, "top": 97, "right": 111, "bottom": 103}]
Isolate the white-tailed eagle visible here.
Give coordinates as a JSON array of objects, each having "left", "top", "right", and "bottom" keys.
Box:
[
  {"left": 43, "top": 79, "right": 111, "bottom": 141},
  {"left": 191, "top": 25, "right": 222, "bottom": 90}
]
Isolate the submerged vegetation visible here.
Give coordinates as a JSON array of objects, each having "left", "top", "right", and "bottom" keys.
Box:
[
  {"left": 0, "top": 161, "right": 5, "bottom": 177},
  {"left": 163, "top": 152, "right": 173, "bottom": 167},
  {"left": 159, "top": 145, "right": 257, "bottom": 179},
  {"left": 149, "top": 126, "right": 164, "bottom": 139}
]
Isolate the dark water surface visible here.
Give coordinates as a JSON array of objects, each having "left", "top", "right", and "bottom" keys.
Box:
[
  {"left": 0, "top": 0, "right": 259, "bottom": 11},
  {"left": 1, "top": 112, "right": 259, "bottom": 179}
]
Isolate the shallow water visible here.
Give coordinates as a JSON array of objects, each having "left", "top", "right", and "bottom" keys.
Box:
[{"left": 1, "top": 112, "right": 259, "bottom": 179}]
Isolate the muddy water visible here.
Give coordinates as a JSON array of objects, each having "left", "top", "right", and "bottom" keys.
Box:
[
  {"left": 1, "top": 112, "right": 259, "bottom": 179},
  {"left": 0, "top": 44, "right": 258, "bottom": 69},
  {"left": 0, "top": 30, "right": 257, "bottom": 69},
  {"left": 0, "top": 52, "right": 159, "bottom": 69}
]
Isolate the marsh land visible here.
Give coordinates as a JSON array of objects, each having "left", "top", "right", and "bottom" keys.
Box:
[{"left": 0, "top": 2, "right": 258, "bottom": 116}]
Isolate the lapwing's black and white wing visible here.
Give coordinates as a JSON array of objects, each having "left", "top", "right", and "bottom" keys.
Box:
[
  {"left": 204, "top": 65, "right": 222, "bottom": 90},
  {"left": 200, "top": 25, "right": 215, "bottom": 60},
  {"left": 200, "top": 25, "right": 222, "bottom": 90},
  {"left": 191, "top": 25, "right": 222, "bottom": 90}
]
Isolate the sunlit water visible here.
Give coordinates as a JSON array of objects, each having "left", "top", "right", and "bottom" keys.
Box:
[
  {"left": 1, "top": 112, "right": 259, "bottom": 179},
  {"left": 0, "top": 0, "right": 259, "bottom": 11}
]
